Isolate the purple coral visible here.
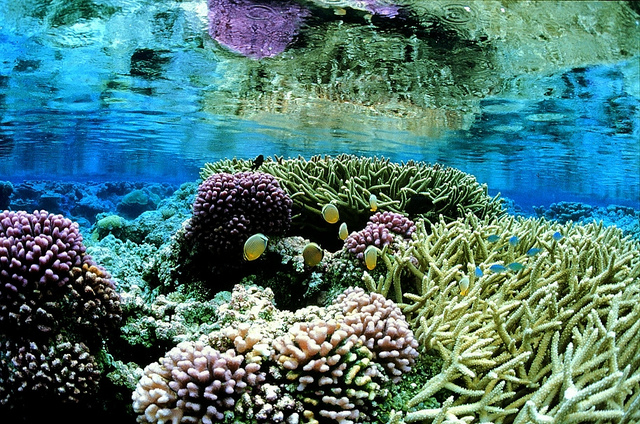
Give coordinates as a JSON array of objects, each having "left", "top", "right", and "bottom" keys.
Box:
[
  {"left": 185, "top": 172, "right": 292, "bottom": 256},
  {"left": 0, "top": 337, "right": 101, "bottom": 407},
  {"left": 0, "top": 210, "right": 85, "bottom": 334},
  {"left": 344, "top": 211, "right": 416, "bottom": 259},
  {"left": 208, "top": 0, "right": 310, "bottom": 59},
  {"left": 133, "top": 341, "right": 266, "bottom": 424},
  {"left": 0, "top": 210, "right": 121, "bottom": 339}
]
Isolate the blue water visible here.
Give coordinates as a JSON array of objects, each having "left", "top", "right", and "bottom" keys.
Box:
[{"left": 0, "top": 1, "right": 639, "bottom": 212}]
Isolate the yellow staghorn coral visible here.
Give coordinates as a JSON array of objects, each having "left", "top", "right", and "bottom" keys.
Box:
[
  {"left": 200, "top": 155, "right": 504, "bottom": 227},
  {"left": 370, "top": 214, "right": 640, "bottom": 423}
]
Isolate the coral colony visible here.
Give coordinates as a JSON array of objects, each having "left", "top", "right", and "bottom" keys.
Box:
[{"left": 1, "top": 155, "right": 639, "bottom": 423}]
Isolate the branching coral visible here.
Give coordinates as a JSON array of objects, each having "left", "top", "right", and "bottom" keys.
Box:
[
  {"left": 200, "top": 155, "right": 504, "bottom": 227},
  {"left": 367, "top": 214, "right": 640, "bottom": 423},
  {"left": 345, "top": 211, "right": 416, "bottom": 261},
  {"left": 133, "top": 285, "right": 418, "bottom": 424},
  {"left": 0, "top": 210, "right": 122, "bottom": 412}
]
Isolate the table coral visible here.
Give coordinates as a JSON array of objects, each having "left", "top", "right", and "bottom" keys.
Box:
[
  {"left": 133, "top": 285, "right": 418, "bottom": 424},
  {"left": 366, "top": 214, "right": 640, "bottom": 423},
  {"left": 201, "top": 155, "right": 504, "bottom": 228}
]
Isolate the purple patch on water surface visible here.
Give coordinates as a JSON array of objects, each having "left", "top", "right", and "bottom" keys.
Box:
[{"left": 208, "top": 0, "right": 311, "bottom": 59}]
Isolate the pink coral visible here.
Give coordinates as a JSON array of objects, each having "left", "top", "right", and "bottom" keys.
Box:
[
  {"left": 344, "top": 211, "right": 416, "bottom": 260},
  {"left": 133, "top": 340, "right": 266, "bottom": 424}
]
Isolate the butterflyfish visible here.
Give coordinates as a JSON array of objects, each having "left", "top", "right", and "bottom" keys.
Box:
[
  {"left": 243, "top": 233, "right": 268, "bottom": 261},
  {"left": 338, "top": 222, "right": 348, "bottom": 240},
  {"left": 487, "top": 234, "right": 500, "bottom": 243},
  {"left": 459, "top": 277, "right": 470, "bottom": 296},
  {"left": 369, "top": 194, "right": 378, "bottom": 212},
  {"left": 322, "top": 204, "right": 340, "bottom": 224},
  {"left": 364, "top": 245, "right": 378, "bottom": 270},
  {"left": 302, "top": 242, "right": 324, "bottom": 267}
]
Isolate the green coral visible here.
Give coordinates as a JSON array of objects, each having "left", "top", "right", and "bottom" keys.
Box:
[
  {"left": 201, "top": 155, "right": 504, "bottom": 228},
  {"left": 369, "top": 214, "right": 640, "bottom": 423}
]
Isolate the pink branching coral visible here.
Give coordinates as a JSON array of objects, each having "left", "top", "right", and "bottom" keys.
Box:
[
  {"left": 185, "top": 172, "right": 292, "bottom": 256},
  {"left": 344, "top": 211, "right": 416, "bottom": 259},
  {"left": 133, "top": 285, "right": 419, "bottom": 424},
  {"left": 334, "top": 287, "right": 419, "bottom": 382},
  {"left": 133, "top": 340, "right": 266, "bottom": 424}
]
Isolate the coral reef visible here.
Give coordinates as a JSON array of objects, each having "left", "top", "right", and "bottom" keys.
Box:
[
  {"left": 132, "top": 285, "right": 418, "bottom": 424},
  {"left": 365, "top": 214, "right": 640, "bottom": 423},
  {"left": 201, "top": 155, "right": 504, "bottom": 228},
  {"left": 0, "top": 210, "right": 122, "bottom": 415},
  {"left": 184, "top": 171, "right": 292, "bottom": 257},
  {"left": 5, "top": 181, "right": 178, "bottom": 228},
  {"left": 345, "top": 211, "right": 416, "bottom": 261},
  {"left": 0, "top": 336, "right": 101, "bottom": 407}
]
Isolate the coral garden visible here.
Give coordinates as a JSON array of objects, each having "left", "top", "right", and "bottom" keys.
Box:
[{"left": 0, "top": 155, "right": 639, "bottom": 423}]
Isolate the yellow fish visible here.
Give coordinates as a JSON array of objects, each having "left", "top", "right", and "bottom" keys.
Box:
[
  {"left": 364, "top": 245, "right": 378, "bottom": 270},
  {"left": 459, "top": 277, "right": 470, "bottom": 296},
  {"left": 322, "top": 204, "right": 340, "bottom": 224},
  {"left": 302, "top": 242, "right": 324, "bottom": 267},
  {"left": 369, "top": 194, "right": 378, "bottom": 212},
  {"left": 243, "top": 233, "right": 268, "bottom": 261},
  {"left": 338, "top": 222, "right": 348, "bottom": 240}
]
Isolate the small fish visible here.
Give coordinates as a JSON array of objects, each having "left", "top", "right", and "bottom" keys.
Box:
[
  {"left": 322, "top": 204, "right": 340, "bottom": 224},
  {"left": 508, "top": 235, "right": 520, "bottom": 246},
  {"left": 250, "top": 154, "right": 264, "bottom": 171},
  {"left": 552, "top": 231, "right": 563, "bottom": 241},
  {"left": 475, "top": 266, "right": 483, "bottom": 278},
  {"left": 487, "top": 234, "right": 500, "bottom": 243},
  {"left": 364, "top": 245, "right": 378, "bottom": 270},
  {"left": 489, "top": 264, "right": 508, "bottom": 273},
  {"left": 507, "top": 262, "right": 525, "bottom": 271},
  {"left": 369, "top": 194, "right": 378, "bottom": 212},
  {"left": 302, "top": 242, "right": 324, "bottom": 267},
  {"left": 338, "top": 222, "right": 349, "bottom": 240},
  {"left": 244, "top": 233, "right": 268, "bottom": 261},
  {"left": 459, "top": 277, "right": 470, "bottom": 296},
  {"left": 527, "top": 247, "right": 541, "bottom": 256}
]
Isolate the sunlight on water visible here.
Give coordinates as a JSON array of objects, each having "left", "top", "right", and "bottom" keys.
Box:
[{"left": 0, "top": 0, "right": 638, "bottom": 210}]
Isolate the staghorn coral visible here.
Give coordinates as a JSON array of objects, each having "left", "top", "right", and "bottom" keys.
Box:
[
  {"left": 184, "top": 171, "right": 292, "bottom": 258},
  {"left": 345, "top": 211, "right": 416, "bottom": 261},
  {"left": 133, "top": 285, "right": 418, "bottom": 424},
  {"left": 200, "top": 155, "right": 504, "bottom": 228},
  {"left": 365, "top": 214, "right": 640, "bottom": 423}
]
